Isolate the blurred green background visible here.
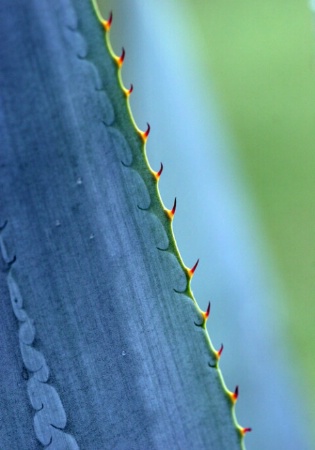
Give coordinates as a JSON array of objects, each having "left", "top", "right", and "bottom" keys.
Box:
[
  {"left": 193, "top": 0, "right": 315, "bottom": 384},
  {"left": 99, "top": 0, "right": 315, "bottom": 448}
]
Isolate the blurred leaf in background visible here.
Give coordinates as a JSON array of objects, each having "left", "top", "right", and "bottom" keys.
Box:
[
  {"left": 190, "top": 0, "right": 315, "bottom": 442},
  {"left": 99, "top": 0, "right": 315, "bottom": 448},
  {"left": 194, "top": 0, "right": 315, "bottom": 374}
]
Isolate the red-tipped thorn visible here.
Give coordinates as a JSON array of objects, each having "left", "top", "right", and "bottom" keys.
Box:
[
  {"left": 217, "top": 343, "right": 224, "bottom": 358},
  {"left": 126, "top": 83, "right": 133, "bottom": 96},
  {"left": 103, "top": 11, "right": 112, "bottom": 32},
  {"left": 231, "top": 385, "right": 239, "bottom": 402},
  {"left": 195, "top": 302, "right": 210, "bottom": 328},
  {"left": 141, "top": 123, "right": 151, "bottom": 142},
  {"left": 166, "top": 198, "right": 177, "bottom": 220},
  {"left": 171, "top": 197, "right": 177, "bottom": 216},
  {"left": 117, "top": 47, "right": 125, "bottom": 67},
  {"left": 155, "top": 162, "right": 163, "bottom": 180},
  {"left": 204, "top": 302, "right": 211, "bottom": 320},
  {"left": 188, "top": 258, "right": 199, "bottom": 278},
  {"left": 241, "top": 427, "right": 252, "bottom": 436},
  {"left": 167, "top": 197, "right": 176, "bottom": 219}
]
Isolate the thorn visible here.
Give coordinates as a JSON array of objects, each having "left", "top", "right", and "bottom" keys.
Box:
[
  {"left": 126, "top": 83, "right": 133, "bottom": 97},
  {"left": 241, "top": 427, "right": 252, "bottom": 436},
  {"left": 217, "top": 343, "right": 224, "bottom": 358},
  {"left": 194, "top": 302, "right": 210, "bottom": 328},
  {"left": 166, "top": 197, "right": 176, "bottom": 220},
  {"left": 116, "top": 47, "right": 125, "bottom": 67},
  {"left": 188, "top": 258, "right": 199, "bottom": 278},
  {"left": 203, "top": 301, "right": 211, "bottom": 320},
  {"left": 102, "top": 11, "right": 112, "bottom": 32},
  {"left": 154, "top": 162, "right": 163, "bottom": 180},
  {"left": 231, "top": 385, "right": 239, "bottom": 403},
  {"left": 171, "top": 197, "right": 177, "bottom": 216},
  {"left": 141, "top": 123, "right": 151, "bottom": 142}
]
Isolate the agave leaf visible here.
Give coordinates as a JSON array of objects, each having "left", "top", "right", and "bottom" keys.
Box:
[{"left": 0, "top": 0, "right": 248, "bottom": 448}]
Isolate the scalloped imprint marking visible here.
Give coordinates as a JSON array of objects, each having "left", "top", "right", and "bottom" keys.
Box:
[{"left": 0, "top": 224, "right": 80, "bottom": 449}]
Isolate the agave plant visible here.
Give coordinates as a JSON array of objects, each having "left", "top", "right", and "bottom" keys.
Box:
[{"left": 0, "top": 0, "right": 256, "bottom": 448}]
